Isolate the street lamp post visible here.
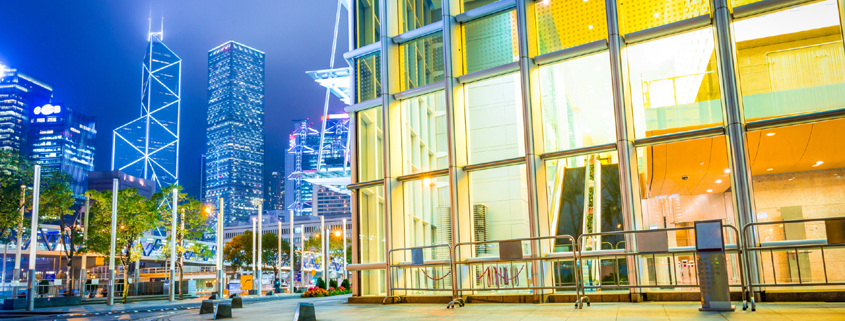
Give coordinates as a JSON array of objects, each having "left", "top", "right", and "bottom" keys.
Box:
[
  {"left": 300, "top": 225, "right": 304, "bottom": 287},
  {"left": 323, "top": 227, "right": 329, "bottom": 286},
  {"left": 169, "top": 189, "right": 177, "bottom": 301},
  {"left": 25, "top": 166, "right": 41, "bottom": 311},
  {"left": 107, "top": 178, "right": 118, "bottom": 306},
  {"left": 319, "top": 216, "right": 325, "bottom": 282},
  {"left": 14, "top": 186, "right": 24, "bottom": 284},
  {"left": 289, "top": 210, "right": 293, "bottom": 295},
  {"left": 79, "top": 196, "right": 90, "bottom": 295},
  {"left": 256, "top": 203, "right": 262, "bottom": 294},
  {"left": 216, "top": 198, "right": 224, "bottom": 297},
  {"left": 252, "top": 218, "right": 256, "bottom": 294},
  {"left": 277, "top": 220, "right": 281, "bottom": 292},
  {"left": 342, "top": 218, "right": 347, "bottom": 282}
]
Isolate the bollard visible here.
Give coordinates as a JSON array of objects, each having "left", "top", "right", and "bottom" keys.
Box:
[
  {"left": 229, "top": 293, "right": 238, "bottom": 299},
  {"left": 209, "top": 293, "right": 218, "bottom": 300},
  {"left": 292, "top": 302, "right": 316, "bottom": 321},
  {"left": 200, "top": 300, "right": 214, "bottom": 314},
  {"left": 215, "top": 302, "right": 233, "bottom": 319},
  {"left": 231, "top": 297, "right": 243, "bottom": 308},
  {"left": 266, "top": 291, "right": 273, "bottom": 296}
]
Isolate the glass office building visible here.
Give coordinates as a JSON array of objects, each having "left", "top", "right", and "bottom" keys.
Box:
[
  {"left": 28, "top": 104, "right": 96, "bottom": 199},
  {"left": 0, "top": 67, "right": 53, "bottom": 154},
  {"left": 345, "top": 0, "right": 845, "bottom": 299},
  {"left": 112, "top": 32, "right": 181, "bottom": 188},
  {"left": 204, "top": 41, "right": 266, "bottom": 226}
]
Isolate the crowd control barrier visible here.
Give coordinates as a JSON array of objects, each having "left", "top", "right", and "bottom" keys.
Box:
[
  {"left": 452, "top": 235, "right": 580, "bottom": 305},
  {"left": 383, "top": 244, "right": 464, "bottom": 309},
  {"left": 742, "top": 216, "right": 845, "bottom": 311},
  {"left": 575, "top": 224, "right": 748, "bottom": 310}
]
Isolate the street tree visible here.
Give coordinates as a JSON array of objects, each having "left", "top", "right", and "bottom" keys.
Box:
[
  {"left": 0, "top": 152, "right": 30, "bottom": 283},
  {"left": 38, "top": 171, "right": 84, "bottom": 295},
  {"left": 153, "top": 185, "right": 210, "bottom": 299},
  {"left": 86, "top": 187, "right": 158, "bottom": 303}
]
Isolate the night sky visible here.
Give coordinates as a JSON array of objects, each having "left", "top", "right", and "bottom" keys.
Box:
[{"left": 0, "top": 0, "right": 350, "bottom": 199}]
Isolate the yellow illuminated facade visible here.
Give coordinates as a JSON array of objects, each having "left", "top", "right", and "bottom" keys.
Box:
[{"left": 347, "top": 0, "right": 845, "bottom": 300}]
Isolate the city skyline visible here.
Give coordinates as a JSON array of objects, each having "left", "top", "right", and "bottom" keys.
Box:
[{"left": 0, "top": 0, "right": 349, "bottom": 199}]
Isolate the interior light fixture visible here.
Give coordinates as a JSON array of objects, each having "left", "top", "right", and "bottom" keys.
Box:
[
  {"left": 654, "top": 13, "right": 660, "bottom": 18},
  {"left": 766, "top": 168, "right": 773, "bottom": 171},
  {"left": 766, "top": 133, "right": 775, "bottom": 136},
  {"left": 715, "top": 179, "right": 722, "bottom": 183},
  {"left": 813, "top": 161, "right": 824, "bottom": 167},
  {"left": 724, "top": 169, "right": 730, "bottom": 173},
  {"left": 706, "top": 189, "right": 713, "bottom": 193}
]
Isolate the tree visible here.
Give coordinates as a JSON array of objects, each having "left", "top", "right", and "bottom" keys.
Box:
[
  {"left": 86, "top": 187, "right": 158, "bottom": 303},
  {"left": 303, "top": 231, "right": 351, "bottom": 272},
  {"left": 152, "top": 185, "right": 210, "bottom": 300},
  {"left": 0, "top": 152, "right": 30, "bottom": 283},
  {"left": 223, "top": 231, "right": 253, "bottom": 274},
  {"left": 38, "top": 171, "right": 83, "bottom": 296}
]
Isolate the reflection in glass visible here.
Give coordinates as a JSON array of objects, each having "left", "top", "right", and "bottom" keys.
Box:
[
  {"left": 545, "top": 151, "right": 622, "bottom": 253},
  {"left": 746, "top": 119, "right": 845, "bottom": 286},
  {"left": 734, "top": 0, "right": 845, "bottom": 121},
  {"left": 401, "top": 177, "right": 452, "bottom": 258},
  {"left": 401, "top": 91, "right": 448, "bottom": 174},
  {"left": 398, "top": 0, "right": 442, "bottom": 34},
  {"left": 463, "top": 9, "right": 518, "bottom": 74},
  {"left": 400, "top": 32, "right": 445, "bottom": 91},
  {"left": 536, "top": 0, "right": 607, "bottom": 54},
  {"left": 356, "top": 51, "right": 381, "bottom": 103},
  {"left": 627, "top": 28, "right": 722, "bottom": 138},
  {"left": 618, "top": 0, "right": 710, "bottom": 35},
  {"left": 462, "top": 0, "right": 499, "bottom": 12},
  {"left": 465, "top": 73, "right": 525, "bottom": 164},
  {"left": 359, "top": 185, "right": 385, "bottom": 265},
  {"left": 357, "top": 107, "right": 383, "bottom": 181},
  {"left": 356, "top": 0, "right": 380, "bottom": 48},
  {"left": 469, "top": 164, "right": 530, "bottom": 257},
  {"left": 539, "top": 52, "right": 615, "bottom": 153}
]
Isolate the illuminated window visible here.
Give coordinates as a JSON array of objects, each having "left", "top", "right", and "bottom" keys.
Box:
[
  {"left": 463, "top": 9, "right": 518, "bottom": 74},
  {"left": 398, "top": 0, "right": 443, "bottom": 34},
  {"left": 627, "top": 28, "right": 722, "bottom": 138},
  {"left": 401, "top": 91, "right": 448, "bottom": 174},
  {"left": 536, "top": 0, "right": 607, "bottom": 55},
  {"left": 400, "top": 32, "right": 445, "bottom": 91},
  {"left": 465, "top": 73, "right": 525, "bottom": 164},
  {"left": 357, "top": 0, "right": 381, "bottom": 48},
  {"left": 398, "top": 176, "right": 451, "bottom": 261},
  {"left": 746, "top": 119, "right": 845, "bottom": 285},
  {"left": 357, "top": 107, "right": 383, "bottom": 181},
  {"left": 539, "top": 51, "right": 615, "bottom": 153},
  {"left": 359, "top": 183, "right": 386, "bottom": 296},
  {"left": 469, "top": 164, "right": 530, "bottom": 255},
  {"left": 356, "top": 52, "right": 382, "bottom": 103},
  {"left": 618, "top": 0, "right": 710, "bottom": 35},
  {"left": 734, "top": 0, "right": 845, "bottom": 121}
]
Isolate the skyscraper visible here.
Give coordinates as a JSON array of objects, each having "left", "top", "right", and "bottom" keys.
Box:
[
  {"left": 28, "top": 103, "right": 96, "bottom": 198},
  {"left": 285, "top": 120, "right": 319, "bottom": 216},
  {"left": 112, "top": 26, "right": 181, "bottom": 189},
  {"left": 267, "top": 170, "right": 285, "bottom": 210},
  {"left": 204, "top": 41, "right": 265, "bottom": 226},
  {"left": 0, "top": 65, "right": 53, "bottom": 155}
]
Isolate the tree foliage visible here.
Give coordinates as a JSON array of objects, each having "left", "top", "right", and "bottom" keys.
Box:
[{"left": 38, "top": 171, "right": 83, "bottom": 295}]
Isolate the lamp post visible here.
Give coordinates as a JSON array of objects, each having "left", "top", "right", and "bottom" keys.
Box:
[
  {"left": 107, "top": 178, "right": 118, "bottom": 306},
  {"left": 300, "top": 225, "right": 305, "bottom": 287},
  {"left": 14, "top": 186, "right": 24, "bottom": 284},
  {"left": 169, "top": 189, "right": 177, "bottom": 301},
  {"left": 319, "top": 216, "right": 325, "bottom": 282},
  {"left": 252, "top": 218, "right": 256, "bottom": 294},
  {"left": 277, "top": 220, "right": 281, "bottom": 292},
  {"left": 322, "top": 227, "right": 328, "bottom": 285},
  {"left": 289, "top": 210, "right": 293, "bottom": 295},
  {"left": 25, "top": 166, "right": 41, "bottom": 311},
  {"left": 256, "top": 203, "right": 262, "bottom": 293},
  {"left": 216, "top": 198, "right": 224, "bottom": 297},
  {"left": 342, "top": 218, "right": 347, "bottom": 281},
  {"left": 79, "top": 196, "right": 90, "bottom": 296}
]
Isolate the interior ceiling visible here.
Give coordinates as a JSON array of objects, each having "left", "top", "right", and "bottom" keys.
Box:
[{"left": 644, "top": 117, "right": 845, "bottom": 198}]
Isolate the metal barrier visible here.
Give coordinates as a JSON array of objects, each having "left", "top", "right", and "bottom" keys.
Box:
[
  {"left": 452, "top": 235, "right": 580, "bottom": 305},
  {"left": 383, "top": 244, "right": 463, "bottom": 309},
  {"left": 575, "top": 224, "right": 748, "bottom": 310},
  {"left": 742, "top": 216, "right": 845, "bottom": 311}
]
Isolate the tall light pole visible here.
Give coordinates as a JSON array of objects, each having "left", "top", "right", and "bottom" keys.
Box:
[
  {"left": 300, "top": 224, "right": 305, "bottom": 287},
  {"left": 14, "top": 186, "right": 24, "bottom": 283},
  {"left": 216, "top": 198, "right": 224, "bottom": 297},
  {"left": 169, "top": 189, "right": 177, "bottom": 301},
  {"left": 289, "top": 210, "right": 293, "bottom": 294},
  {"left": 252, "top": 218, "right": 256, "bottom": 294},
  {"left": 277, "top": 220, "right": 281, "bottom": 292},
  {"left": 319, "top": 216, "right": 325, "bottom": 281},
  {"left": 256, "top": 203, "right": 262, "bottom": 293},
  {"left": 79, "top": 196, "right": 90, "bottom": 295},
  {"left": 107, "top": 178, "right": 118, "bottom": 306},
  {"left": 342, "top": 218, "right": 347, "bottom": 281},
  {"left": 25, "top": 166, "right": 40, "bottom": 311},
  {"left": 323, "top": 227, "right": 329, "bottom": 285}
]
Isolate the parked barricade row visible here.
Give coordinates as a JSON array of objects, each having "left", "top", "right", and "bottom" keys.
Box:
[{"left": 383, "top": 244, "right": 464, "bottom": 309}]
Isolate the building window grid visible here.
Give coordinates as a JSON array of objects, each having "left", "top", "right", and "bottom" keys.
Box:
[{"left": 350, "top": 0, "right": 845, "bottom": 294}]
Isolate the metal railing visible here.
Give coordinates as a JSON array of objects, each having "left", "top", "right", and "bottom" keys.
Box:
[
  {"left": 452, "top": 235, "right": 580, "bottom": 302},
  {"left": 742, "top": 216, "right": 845, "bottom": 311},
  {"left": 383, "top": 244, "right": 464, "bottom": 309},
  {"left": 575, "top": 224, "right": 748, "bottom": 310}
]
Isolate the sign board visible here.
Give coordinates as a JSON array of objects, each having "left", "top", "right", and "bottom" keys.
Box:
[
  {"left": 91, "top": 279, "right": 99, "bottom": 285},
  {"left": 228, "top": 282, "right": 240, "bottom": 292},
  {"left": 53, "top": 279, "right": 62, "bottom": 286},
  {"left": 10, "top": 280, "right": 20, "bottom": 286},
  {"left": 499, "top": 240, "right": 523, "bottom": 260},
  {"left": 241, "top": 275, "right": 253, "bottom": 291},
  {"left": 637, "top": 230, "right": 669, "bottom": 253},
  {"left": 411, "top": 248, "right": 424, "bottom": 265},
  {"left": 825, "top": 219, "right": 845, "bottom": 244},
  {"left": 693, "top": 220, "right": 734, "bottom": 312}
]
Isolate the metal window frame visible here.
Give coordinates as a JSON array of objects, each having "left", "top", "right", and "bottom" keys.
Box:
[{"left": 456, "top": 0, "right": 517, "bottom": 23}]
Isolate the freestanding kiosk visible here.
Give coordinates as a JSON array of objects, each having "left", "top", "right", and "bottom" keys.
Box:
[{"left": 694, "top": 220, "right": 734, "bottom": 312}]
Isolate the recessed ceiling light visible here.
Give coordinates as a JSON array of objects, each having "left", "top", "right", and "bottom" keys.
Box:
[
  {"left": 706, "top": 189, "right": 713, "bottom": 193},
  {"left": 654, "top": 13, "right": 660, "bottom": 18},
  {"left": 766, "top": 133, "right": 775, "bottom": 136},
  {"left": 588, "top": 25, "right": 594, "bottom": 29},
  {"left": 767, "top": 168, "right": 773, "bottom": 171},
  {"left": 715, "top": 179, "right": 722, "bottom": 183},
  {"left": 724, "top": 169, "right": 730, "bottom": 173},
  {"left": 813, "top": 161, "right": 824, "bottom": 167},
  {"left": 700, "top": 162, "right": 704, "bottom": 165}
]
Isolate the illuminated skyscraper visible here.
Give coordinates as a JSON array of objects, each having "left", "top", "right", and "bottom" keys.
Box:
[
  {"left": 0, "top": 65, "right": 53, "bottom": 154},
  {"left": 112, "top": 26, "right": 181, "bottom": 188},
  {"left": 204, "top": 41, "right": 266, "bottom": 226},
  {"left": 28, "top": 104, "right": 96, "bottom": 199}
]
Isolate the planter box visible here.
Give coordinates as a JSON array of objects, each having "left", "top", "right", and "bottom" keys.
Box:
[{"left": 2, "top": 296, "right": 82, "bottom": 310}]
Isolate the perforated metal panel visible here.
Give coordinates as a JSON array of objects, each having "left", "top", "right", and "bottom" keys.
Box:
[
  {"left": 356, "top": 51, "right": 382, "bottom": 103},
  {"left": 536, "top": 0, "right": 608, "bottom": 55},
  {"left": 618, "top": 0, "right": 709, "bottom": 35},
  {"left": 463, "top": 9, "right": 519, "bottom": 74},
  {"left": 400, "top": 32, "right": 445, "bottom": 91}
]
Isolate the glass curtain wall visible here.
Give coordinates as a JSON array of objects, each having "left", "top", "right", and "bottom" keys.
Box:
[
  {"left": 356, "top": 52, "right": 382, "bottom": 103},
  {"left": 464, "top": 73, "right": 525, "bottom": 164},
  {"left": 359, "top": 185, "right": 385, "bottom": 295},
  {"left": 535, "top": 0, "right": 608, "bottom": 55},
  {"left": 462, "top": 9, "right": 518, "bottom": 74},
  {"left": 400, "top": 32, "right": 445, "bottom": 91},
  {"left": 401, "top": 91, "right": 448, "bottom": 174},
  {"left": 357, "top": 0, "right": 381, "bottom": 48},
  {"left": 462, "top": 0, "right": 499, "bottom": 12},
  {"left": 358, "top": 107, "right": 383, "bottom": 182},
  {"left": 398, "top": 0, "right": 443, "bottom": 33}
]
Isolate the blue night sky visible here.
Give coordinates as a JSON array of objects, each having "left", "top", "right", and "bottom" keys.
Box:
[{"left": 0, "top": 0, "right": 350, "bottom": 199}]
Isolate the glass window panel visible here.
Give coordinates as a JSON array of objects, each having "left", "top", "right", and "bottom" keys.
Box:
[
  {"left": 356, "top": 51, "right": 382, "bottom": 103},
  {"left": 627, "top": 28, "right": 723, "bottom": 139},
  {"left": 357, "top": 107, "right": 383, "bottom": 181},
  {"left": 356, "top": 0, "right": 381, "bottom": 48},
  {"left": 463, "top": 0, "right": 499, "bottom": 12},
  {"left": 401, "top": 91, "right": 448, "bottom": 174},
  {"left": 398, "top": 0, "right": 443, "bottom": 34},
  {"left": 545, "top": 151, "right": 622, "bottom": 253},
  {"left": 399, "top": 177, "right": 452, "bottom": 259},
  {"left": 400, "top": 32, "right": 445, "bottom": 91},
  {"left": 746, "top": 119, "right": 845, "bottom": 286},
  {"left": 361, "top": 269, "right": 386, "bottom": 296},
  {"left": 635, "top": 136, "right": 740, "bottom": 288},
  {"left": 359, "top": 185, "right": 385, "bottom": 264},
  {"left": 463, "top": 9, "right": 519, "bottom": 74},
  {"left": 536, "top": 0, "right": 608, "bottom": 55},
  {"left": 465, "top": 73, "right": 525, "bottom": 164},
  {"left": 618, "top": 0, "right": 711, "bottom": 35},
  {"left": 734, "top": 1, "right": 845, "bottom": 121},
  {"left": 539, "top": 52, "right": 616, "bottom": 153},
  {"left": 469, "top": 164, "right": 530, "bottom": 257}
]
